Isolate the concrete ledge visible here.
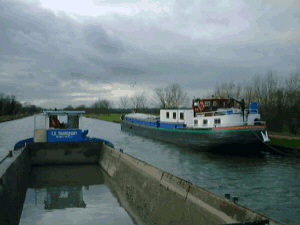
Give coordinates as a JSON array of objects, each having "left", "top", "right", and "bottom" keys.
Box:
[
  {"left": 99, "top": 145, "right": 282, "bottom": 225},
  {"left": 27, "top": 142, "right": 103, "bottom": 165},
  {"left": 0, "top": 149, "right": 31, "bottom": 225}
]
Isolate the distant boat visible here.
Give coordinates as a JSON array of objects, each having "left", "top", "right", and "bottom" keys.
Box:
[
  {"left": 121, "top": 97, "right": 270, "bottom": 152},
  {"left": 14, "top": 110, "right": 113, "bottom": 149}
]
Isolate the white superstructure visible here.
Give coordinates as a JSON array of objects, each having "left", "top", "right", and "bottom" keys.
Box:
[
  {"left": 160, "top": 109, "right": 194, "bottom": 127},
  {"left": 125, "top": 98, "right": 264, "bottom": 129},
  {"left": 160, "top": 98, "right": 263, "bottom": 129}
]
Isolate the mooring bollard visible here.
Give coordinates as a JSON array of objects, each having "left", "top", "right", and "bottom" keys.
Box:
[
  {"left": 233, "top": 196, "right": 239, "bottom": 203},
  {"left": 8, "top": 150, "right": 13, "bottom": 157},
  {"left": 225, "top": 193, "right": 230, "bottom": 199}
]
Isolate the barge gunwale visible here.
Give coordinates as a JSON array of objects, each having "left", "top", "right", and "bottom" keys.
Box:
[{"left": 149, "top": 125, "right": 266, "bottom": 133}]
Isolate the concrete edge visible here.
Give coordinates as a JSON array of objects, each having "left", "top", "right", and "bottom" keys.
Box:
[{"left": 100, "top": 145, "right": 283, "bottom": 225}]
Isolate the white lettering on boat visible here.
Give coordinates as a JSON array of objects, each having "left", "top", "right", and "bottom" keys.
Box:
[{"left": 50, "top": 130, "right": 78, "bottom": 138}]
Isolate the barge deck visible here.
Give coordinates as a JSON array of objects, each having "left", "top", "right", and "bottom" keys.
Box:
[{"left": 0, "top": 142, "right": 282, "bottom": 225}]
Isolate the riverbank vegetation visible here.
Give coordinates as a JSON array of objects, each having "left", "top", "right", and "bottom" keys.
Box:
[
  {"left": 0, "top": 94, "right": 42, "bottom": 123},
  {"left": 270, "top": 138, "right": 300, "bottom": 149},
  {"left": 85, "top": 113, "right": 122, "bottom": 123},
  {"left": 211, "top": 71, "right": 300, "bottom": 136}
]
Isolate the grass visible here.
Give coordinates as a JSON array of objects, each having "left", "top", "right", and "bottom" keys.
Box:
[
  {"left": 269, "top": 130, "right": 300, "bottom": 149},
  {"left": 270, "top": 138, "right": 300, "bottom": 149},
  {"left": 85, "top": 113, "right": 122, "bottom": 123}
]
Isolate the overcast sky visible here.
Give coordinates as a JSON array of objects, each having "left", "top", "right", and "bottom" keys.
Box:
[{"left": 0, "top": 0, "right": 299, "bottom": 108}]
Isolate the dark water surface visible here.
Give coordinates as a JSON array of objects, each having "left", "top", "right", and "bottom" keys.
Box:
[
  {"left": 19, "top": 165, "right": 133, "bottom": 225},
  {"left": 1, "top": 116, "right": 300, "bottom": 224}
]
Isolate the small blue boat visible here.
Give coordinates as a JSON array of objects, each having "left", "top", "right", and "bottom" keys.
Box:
[{"left": 14, "top": 110, "right": 113, "bottom": 149}]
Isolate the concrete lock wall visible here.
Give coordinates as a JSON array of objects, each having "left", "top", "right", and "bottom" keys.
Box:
[
  {"left": 0, "top": 149, "right": 31, "bottom": 225},
  {"left": 99, "top": 145, "right": 282, "bottom": 225},
  {"left": 27, "top": 142, "right": 103, "bottom": 165}
]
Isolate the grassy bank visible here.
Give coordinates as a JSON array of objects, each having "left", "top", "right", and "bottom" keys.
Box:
[
  {"left": 269, "top": 135, "right": 300, "bottom": 150},
  {"left": 270, "top": 138, "right": 300, "bottom": 149},
  {"left": 85, "top": 113, "right": 122, "bottom": 123},
  {"left": 269, "top": 131, "right": 300, "bottom": 150},
  {"left": 0, "top": 114, "right": 32, "bottom": 123}
]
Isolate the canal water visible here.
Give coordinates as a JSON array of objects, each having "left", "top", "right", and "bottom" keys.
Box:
[
  {"left": 19, "top": 165, "right": 134, "bottom": 225},
  {"left": 1, "top": 116, "right": 300, "bottom": 224}
]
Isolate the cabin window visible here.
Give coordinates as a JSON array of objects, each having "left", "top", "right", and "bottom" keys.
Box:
[
  {"left": 194, "top": 120, "right": 198, "bottom": 126},
  {"left": 173, "top": 112, "right": 176, "bottom": 119},
  {"left": 68, "top": 115, "right": 79, "bottom": 129},
  {"left": 203, "top": 119, "right": 208, "bottom": 125},
  {"left": 213, "top": 101, "right": 218, "bottom": 107},
  {"left": 214, "top": 118, "right": 221, "bottom": 124},
  {"left": 180, "top": 112, "right": 184, "bottom": 120},
  {"left": 166, "top": 112, "right": 169, "bottom": 119},
  {"left": 205, "top": 101, "right": 210, "bottom": 107}
]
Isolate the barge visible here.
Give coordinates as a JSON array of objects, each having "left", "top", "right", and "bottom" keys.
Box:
[
  {"left": 121, "top": 97, "right": 270, "bottom": 152},
  {"left": 0, "top": 111, "right": 282, "bottom": 225},
  {"left": 14, "top": 110, "right": 113, "bottom": 149}
]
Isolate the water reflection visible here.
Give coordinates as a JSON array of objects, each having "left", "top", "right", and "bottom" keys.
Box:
[
  {"left": 44, "top": 186, "right": 86, "bottom": 210},
  {"left": 20, "top": 165, "right": 134, "bottom": 225}
]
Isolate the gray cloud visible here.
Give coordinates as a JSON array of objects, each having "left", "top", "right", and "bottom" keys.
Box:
[{"left": 0, "top": 0, "right": 299, "bottom": 108}]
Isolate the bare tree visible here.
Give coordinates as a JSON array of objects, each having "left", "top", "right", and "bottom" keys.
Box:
[
  {"left": 243, "top": 84, "right": 254, "bottom": 105},
  {"left": 131, "top": 94, "right": 147, "bottom": 111},
  {"left": 119, "top": 96, "right": 130, "bottom": 110},
  {"left": 154, "top": 83, "right": 187, "bottom": 108},
  {"left": 214, "top": 82, "right": 241, "bottom": 99},
  {"left": 92, "top": 99, "right": 112, "bottom": 114},
  {"left": 154, "top": 87, "right": 167, "bottom": 108},
  {"left": 99, "top": 100, "right": 111, "bottom": 112}
]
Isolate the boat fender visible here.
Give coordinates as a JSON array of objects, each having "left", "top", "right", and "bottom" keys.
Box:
[
  {"left": 14, "top": 138, "right": 34, "bottom": 150},
  {"left": 225, "top": 194, "right": 230, "bottom": 199},
  {"left": 233, "top": 196, "right": 239, "bottom": 203}
]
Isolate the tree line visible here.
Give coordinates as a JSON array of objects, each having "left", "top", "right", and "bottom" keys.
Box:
[
  {"left": 0, "top": 94, "right": 42, "bottom": 116},
  {"left": 119, "top": 83, "right": 188, "bottom": 111},
  {"left": 62, "top": 83, "right": 188, "bottom": 115},
  {"left": 63, "top": 71, "right": 300, "bottom": 135},
  {"left": 212, "top": 71, "right": 300, "bottom": 134}
]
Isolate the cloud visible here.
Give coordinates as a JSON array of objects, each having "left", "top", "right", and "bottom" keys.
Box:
[{"left": 0, "top": 0, "right": 299, "bottom": 108}]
